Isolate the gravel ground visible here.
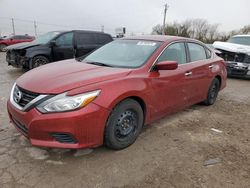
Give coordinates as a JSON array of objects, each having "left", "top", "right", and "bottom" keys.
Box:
[{"left": 0, "top": 52, "right": 249, "bottom": 188}]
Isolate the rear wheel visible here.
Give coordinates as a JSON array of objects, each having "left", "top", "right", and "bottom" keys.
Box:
[
  {"left": 203, "top": 78, "right": 220, "bottom": 105},
  {"left": 0, "top": 44, "right": 7, "bottom": 52},
  {"left": 30, "top": 56, "right": 49, "bottom": 69},
  {"left": 105, "top": 99, "right": 144, "bottom": 150}
]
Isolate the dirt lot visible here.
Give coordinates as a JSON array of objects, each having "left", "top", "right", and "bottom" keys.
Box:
[{"left": 0, "top": 52, "right": 249, "bottom": 188}]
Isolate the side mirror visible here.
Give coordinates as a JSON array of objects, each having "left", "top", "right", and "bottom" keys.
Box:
[
  {"left": 156, "top": 61, "right": 178, "bottom": 70},
  {"left": 50, "top": 40, "right": 56, "bottom": 47}
]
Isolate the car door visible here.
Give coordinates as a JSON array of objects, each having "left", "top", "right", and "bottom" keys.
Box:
[
  {"left": 185, "top": 42, "right": 214, "bottom": 104},
  {"left": 75, "top": 32, "right": 100, "bottom": 57},
  {"left": 149, "top": 42, "right": 192, "bottom": 120},
  {"left": 52, "top": 32, "right": 74, "bottom": 61}
]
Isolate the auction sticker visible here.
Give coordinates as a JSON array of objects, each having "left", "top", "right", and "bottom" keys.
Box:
[{"left": 137, "top": 41, "right": 156, "bottom": 46}]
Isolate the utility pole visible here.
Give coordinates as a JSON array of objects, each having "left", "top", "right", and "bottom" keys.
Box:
[
  {"left": 11, "top": 18, "right": 15, "bottom": 35},
  {"left": 101, "top": 25, "right": 104, "bottom": 32},
  {"left": 162, "top": 3, "right": 169, "bottom": 35},
  {"left": 34, "top": 21, "right": 37, "bottom": 36}
]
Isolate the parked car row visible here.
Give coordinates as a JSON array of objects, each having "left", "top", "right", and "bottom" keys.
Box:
[{"left": 7, "top": 35, "right": 227, "bottom": 150}]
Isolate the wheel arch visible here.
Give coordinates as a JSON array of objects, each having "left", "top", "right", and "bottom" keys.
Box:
[
  {"left": 29, "top": 54, "right": 50, "bottom": 69},
  {"left": 31, "top": 54, "right": 51, "bottom": 61},
  {"left": 0, "top": 43, "right": 7, "bottom": 46},
  {"left": 215, "top": 75, "right": 222, "bottom": 88},
  {"left": 107, "top": 95, "right": 148, "bottom": 126}
]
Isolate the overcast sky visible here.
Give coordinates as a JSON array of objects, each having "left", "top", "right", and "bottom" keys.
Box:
[{"left": 0, "top": 0, "right": 249, "bottom": 36}]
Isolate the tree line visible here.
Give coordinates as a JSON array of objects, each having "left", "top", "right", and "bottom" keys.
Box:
[{"left": 152, "top": 19, "right": 250, "bottom": 43}]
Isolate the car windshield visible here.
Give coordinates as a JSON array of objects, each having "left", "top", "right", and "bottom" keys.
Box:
[
  {"left": 228, "top": 37, "right": 250, "bottom": 46},
  {"left": 83, "top": 40, "right": 161, "bottom": 68},
  {"left": 33, "top": 31, "right": 61, "bottom": 44}
]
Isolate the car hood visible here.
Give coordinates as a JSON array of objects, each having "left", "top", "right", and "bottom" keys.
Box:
[
  {"left": 6, "top": 42, "right": 41, "bottom": 50},
  {"left": 213, "top": 41, "right": 250, "bottom": 55},
  {"left": 16, "top": 59, "right": 132, "bottom": 94}
]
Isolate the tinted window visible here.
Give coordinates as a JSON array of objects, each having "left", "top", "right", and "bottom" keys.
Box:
[
  {"left": 188, "top": 43, "right": 207, "bottom": 62},
  {"left": 76, "top": 33, "right": 95, "bottom": 45},
  {"left": 158, "top": 42, "right": 187, "bottom": 64},
  {"left": 56, "top": 32, "right": 73, "bottom": 47},
  {"left": 95, "top": 34, "right": 112, "bottom": 44},
  {"left": 22, "top": 35, "right": 32, "bottom": 39},
  {"left": 12, "top": 35, "right": 21, "bottom": 39}
]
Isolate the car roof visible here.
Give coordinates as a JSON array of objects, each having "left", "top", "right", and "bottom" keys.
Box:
[
  {"left": 52, "top": 30, "right": 111, "bottom": 36},
  {"left": 122, "top": 35, "right": 188, "bottom": 42}
]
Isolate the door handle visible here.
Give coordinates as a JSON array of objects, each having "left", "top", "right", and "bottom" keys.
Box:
[
  {"left": 185, "top": 72, "right": 192, "bottom": 76},
  {"left": 209, "top": 64, "right": 214, "bottom": 69}
]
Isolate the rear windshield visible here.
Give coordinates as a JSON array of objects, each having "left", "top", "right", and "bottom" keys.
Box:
[{"left": 228, "top": 37, "right": 250, "bottom": 46}]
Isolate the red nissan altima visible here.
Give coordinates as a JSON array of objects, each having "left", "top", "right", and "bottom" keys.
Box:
[{"left": 7, "top": 35, "right": 227, "bottom": 150}]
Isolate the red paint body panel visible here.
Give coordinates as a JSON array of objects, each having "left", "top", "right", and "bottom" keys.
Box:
[
  {"left": 7, "top": 100, "right": 110, "bottom": 148},
  {"left": 7, "top": 35, "right": 227, "bottom": 149},
  {"left": 0, "top": 37, "right": 34, "bottom": 46}
]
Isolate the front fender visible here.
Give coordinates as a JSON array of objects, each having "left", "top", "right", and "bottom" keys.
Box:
[
  {"left": 25, "top": 47, "right": 52, "bottom": 61},
  {"left": 67, "top": 77, "right": 153, "bottom": 124}
]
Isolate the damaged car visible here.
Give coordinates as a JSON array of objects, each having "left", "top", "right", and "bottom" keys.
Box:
[
  {"left": 6, "top": 30, "right": 113, "bottom": 69},
  {"left": 213, "top": 35, "right": 250, "bottom": 78}
]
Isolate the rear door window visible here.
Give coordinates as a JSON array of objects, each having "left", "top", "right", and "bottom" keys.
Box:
[
  {"left": 187, "top": 43, "right": 207, "bottom": 62},
  {"left": 95, "top": 34, "right": 112, "bottom": 44},
  {"left": 55, "top": 32, "right": 73, "bottom": 47},
  {"left": 158, "top": 42, "right": 187, "bottom": 64},
  {"left": 76, "top": 33, "right": 96, "bottom": 45}
]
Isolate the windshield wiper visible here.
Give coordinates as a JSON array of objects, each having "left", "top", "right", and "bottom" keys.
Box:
[{"left": 86, "top": 61, "right": 113, "bottom": 67}]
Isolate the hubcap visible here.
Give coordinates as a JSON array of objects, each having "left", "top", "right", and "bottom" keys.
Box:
[
  {"left": 34, "top": 58, "right": 47, "bottom": 68},
  {"left": 115, "top": 110, "right": 137, "bottom": 139}
]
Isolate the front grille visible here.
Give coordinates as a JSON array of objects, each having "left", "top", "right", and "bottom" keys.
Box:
[
  {"left": 244, "top": 55, "right": 250, "bottom": 64},
  {"left": 231, "top": 69, "right": 248, "bottom": 75},
  {"left": 50, "top": 133, "right": 77, "bottom": 144},
  {"left": 14, "top": 86, "right": 39, "bottom": 108},
  {"left": 12, "top": 118, "right": 28, "bottom": 135}
]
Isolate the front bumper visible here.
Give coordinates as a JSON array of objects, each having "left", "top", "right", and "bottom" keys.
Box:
[
  {"left": 6, "top": 51, "right": 29, "bottom": 68},
  {"left": 7, "top": 100, "right": 110, "bottom": 149},
  {"left": 226, "top": 61, "right": 250, "bottom": 79}
]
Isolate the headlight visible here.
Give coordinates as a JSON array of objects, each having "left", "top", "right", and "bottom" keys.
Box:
[{"left": 37, "top": 90, "right": 101, "bottom": 113}]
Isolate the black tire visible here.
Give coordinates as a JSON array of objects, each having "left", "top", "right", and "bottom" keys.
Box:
[
  {"left": 0, "top": 44, "right": 7, "bottom": 52},
  {"left": 105, "top": 99, "right": 144, "bottom": 150},
  {"left": 30, "top": 55, "right": 49, "bottom": 69},
  {"left": 203, "top": 78, "right": 220, "bottom": 105}
]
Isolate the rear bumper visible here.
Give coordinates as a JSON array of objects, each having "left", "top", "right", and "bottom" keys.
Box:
[{"left": 7, "top": 100, "right": 110, "bottom": 149}]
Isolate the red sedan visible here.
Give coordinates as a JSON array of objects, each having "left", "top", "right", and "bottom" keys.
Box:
[
  {"left": 7, "top": 36, "right": 227, "bottom": 150},
  {"left": 0, "top": 35, "right": 34, "bottom": 51}
]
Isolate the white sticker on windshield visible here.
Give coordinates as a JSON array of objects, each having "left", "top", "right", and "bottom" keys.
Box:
[{"left": 137, "top": 41, "right": 156, "bottom": 46}]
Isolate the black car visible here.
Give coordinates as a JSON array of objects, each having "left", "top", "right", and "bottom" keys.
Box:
[{"left": 6, "top": 30, "right": 113, "bottom": 69}]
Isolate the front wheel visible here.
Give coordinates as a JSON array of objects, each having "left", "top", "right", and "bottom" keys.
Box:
[
  {"left": 104, "top": 99, "right": 144, "bottom": 150},
  {"left": 203, "top": 78, "right": 220, "bottom": 105},
  {"left": 30, "top": 56, "right": 49, "bottom": 69}
]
